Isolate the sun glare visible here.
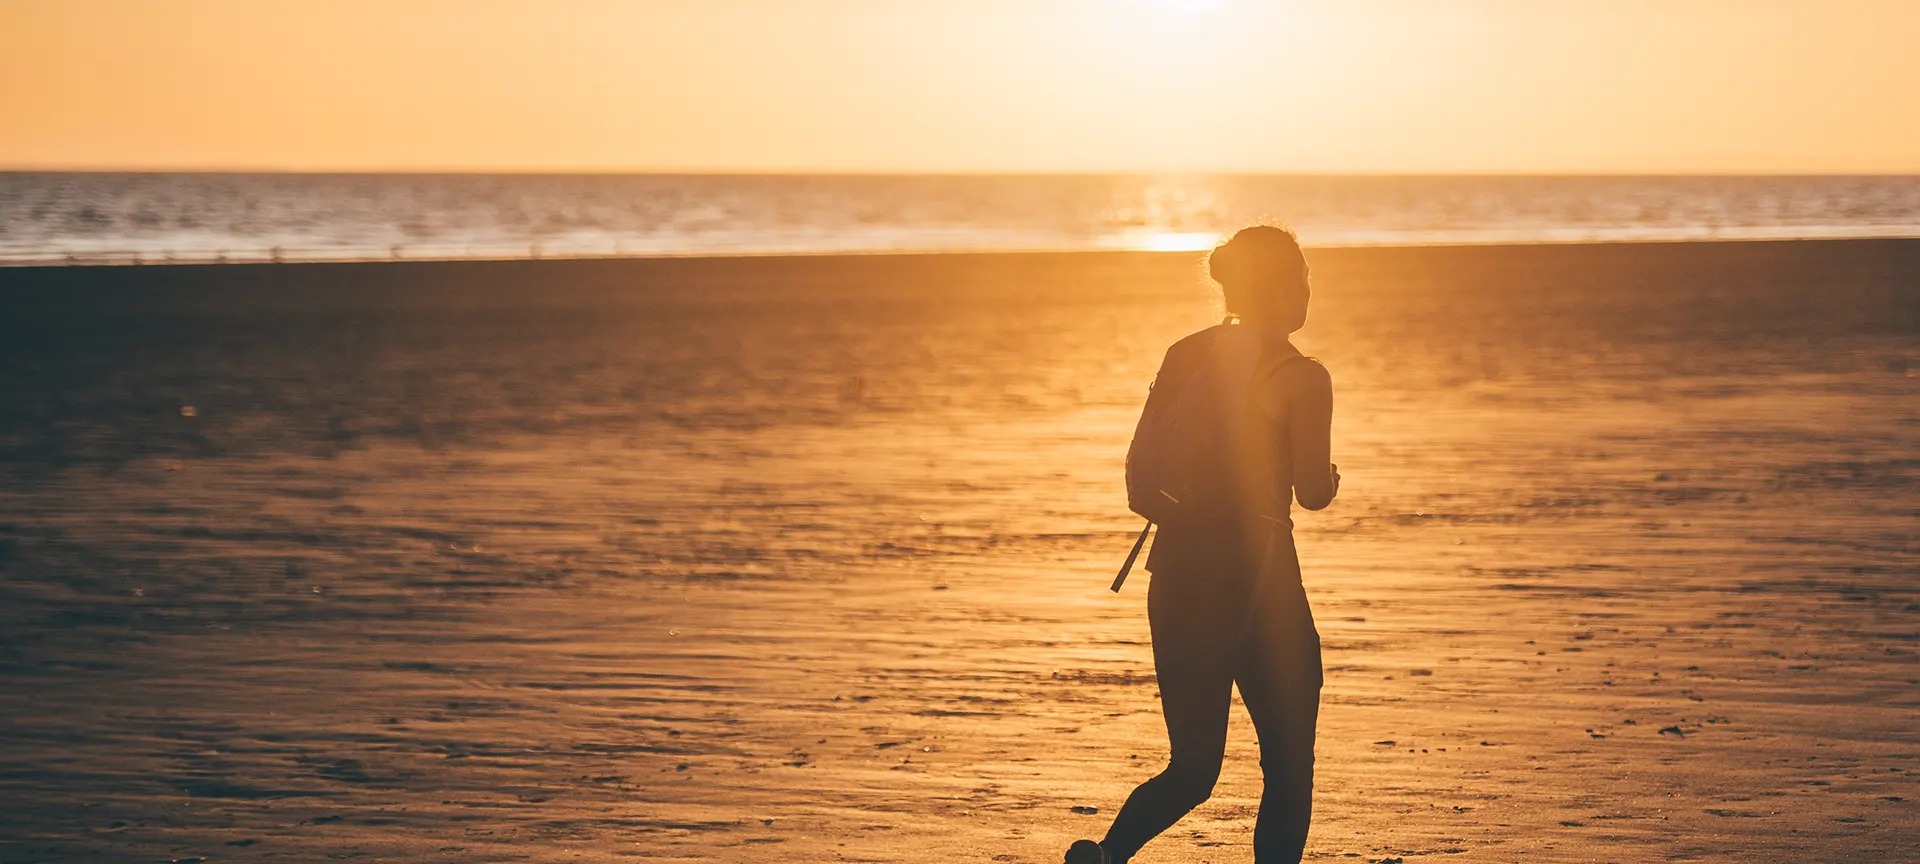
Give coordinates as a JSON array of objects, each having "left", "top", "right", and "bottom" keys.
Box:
[{"left": 1125, "top": 0, "right": 1227, "bottom": 10}]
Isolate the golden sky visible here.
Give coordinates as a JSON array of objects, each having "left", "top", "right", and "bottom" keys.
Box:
[{"left": 3, "top": 0, "right": 1917, "bottom": 173}]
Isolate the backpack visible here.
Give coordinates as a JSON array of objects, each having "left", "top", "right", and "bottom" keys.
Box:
[{"left": 1111, "top": 323, "right": 1302, "bottom": 592}]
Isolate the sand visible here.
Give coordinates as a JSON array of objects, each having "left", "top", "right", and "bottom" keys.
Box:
[{"left": 0, "top": 240, "right": 1916, "bottom": 862}]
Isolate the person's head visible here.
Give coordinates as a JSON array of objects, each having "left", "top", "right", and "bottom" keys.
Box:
[{"left": 1208, "top": 224, "right": 1310, "bottom": 332}]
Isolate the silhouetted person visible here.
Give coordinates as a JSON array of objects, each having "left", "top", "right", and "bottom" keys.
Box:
[{"left": 1068, "top": 225, "right": 1339, "bottom": 864}]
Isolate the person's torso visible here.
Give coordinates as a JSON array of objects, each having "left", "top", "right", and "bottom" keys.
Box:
[{"left": 1144, "top": 325, "right": 1302, "bottom": 576}]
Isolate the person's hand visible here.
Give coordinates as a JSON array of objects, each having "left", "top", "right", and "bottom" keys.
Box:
[{"left": 1329, "top": 463, "right": 1341, "bottom": 497}]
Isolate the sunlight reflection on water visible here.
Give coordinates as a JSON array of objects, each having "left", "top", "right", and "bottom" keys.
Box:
[{"left": 1120, "top": 231, "right": 1222, "bottom": 252}]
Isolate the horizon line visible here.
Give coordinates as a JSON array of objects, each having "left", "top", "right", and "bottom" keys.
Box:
[{"left": 6, "top": 166, "right": 1920, "bottom": 179}]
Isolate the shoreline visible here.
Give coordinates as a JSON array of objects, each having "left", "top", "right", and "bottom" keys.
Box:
[
  {"left": 5, "top": 232, "right": 1920, "bottom": 273},
  {"left": 3, "top": 235, "right": 1917, "bottom": 293},
  {"left": 5, "top": 239, "right": 1916, "bottom": 342}
]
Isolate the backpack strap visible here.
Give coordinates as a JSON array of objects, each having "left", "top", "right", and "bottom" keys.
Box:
[
  {"left": 1252, "top": 339, "right": 1311, "bottom": 422},
  {"left": 1109, "top": 521, "right": 1152, "bottom": 593}
]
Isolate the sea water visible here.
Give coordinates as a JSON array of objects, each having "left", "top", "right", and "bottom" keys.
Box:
[{"left": 4, "top": 172, "right": 1919, "bottom": 265}]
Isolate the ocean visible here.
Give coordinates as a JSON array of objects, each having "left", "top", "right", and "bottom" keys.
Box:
[{"left": 4, "top": 172, "right": 1920, "bottom": 265}]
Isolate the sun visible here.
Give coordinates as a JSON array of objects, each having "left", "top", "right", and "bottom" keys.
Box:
[{"left": 1125, "top": 0, "right": 1228, "bottom": 10}]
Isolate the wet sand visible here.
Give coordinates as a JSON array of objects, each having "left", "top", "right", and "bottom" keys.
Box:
[{"left": 1, "top": 240, "right": 1917, "bottom": 862}]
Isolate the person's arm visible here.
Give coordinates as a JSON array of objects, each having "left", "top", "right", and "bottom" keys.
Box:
[{"left": 1282, "top": 359, "right": 1339, "bottom": 510}]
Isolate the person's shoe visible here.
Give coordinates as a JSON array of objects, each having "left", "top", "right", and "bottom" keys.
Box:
[{"left": 1064, "top": 839, "right": 1110, "bottom": 864}]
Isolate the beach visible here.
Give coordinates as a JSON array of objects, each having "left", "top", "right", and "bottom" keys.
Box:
[{"left": 1, "top": 240, "right": 1916, "bottom": 862}]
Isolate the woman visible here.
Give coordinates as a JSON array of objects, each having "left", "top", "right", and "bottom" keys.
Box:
[{"left": 1068, "top": 225, "right": 1339, "bottom": 864}]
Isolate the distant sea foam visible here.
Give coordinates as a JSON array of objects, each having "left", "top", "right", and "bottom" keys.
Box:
[{"left": 3, "top": 173, "right": 1918, "bottom": 266}]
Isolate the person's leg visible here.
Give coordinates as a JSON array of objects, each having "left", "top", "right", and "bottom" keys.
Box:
[
  {"left": 1235, "top": 573, "right": 1323, "bottom": 864},
  {"left": 1097, "top": 571, "right": 1238, "bottom": 862}
]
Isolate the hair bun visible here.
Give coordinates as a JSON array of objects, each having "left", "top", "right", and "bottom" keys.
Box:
[
  {"left": 1207, "top": 240, "right": 1239, "bottom": 285},
  {"left": 1209, "top": 224, "right": 1304, "bottom": 288}
]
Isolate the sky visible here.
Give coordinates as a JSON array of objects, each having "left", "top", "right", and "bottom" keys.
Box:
[{"left": 2, "top": 0, "right": 1917, "bottom": 173}]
